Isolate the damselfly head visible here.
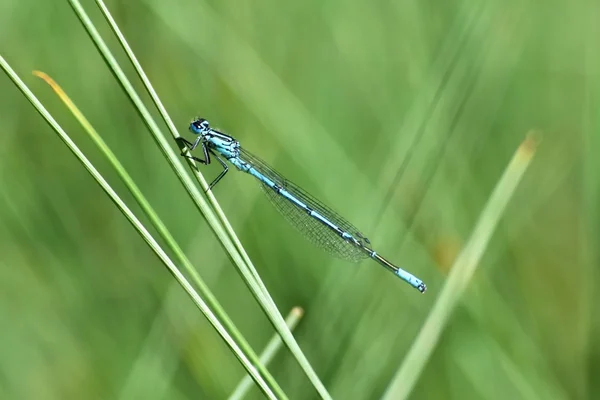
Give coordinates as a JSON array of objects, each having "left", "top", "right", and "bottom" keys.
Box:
[{"left": 189, "top": 118, "right": 211, "bottom": 136}]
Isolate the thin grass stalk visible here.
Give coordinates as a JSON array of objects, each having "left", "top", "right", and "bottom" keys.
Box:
[
  {"left": 229, "top": 307, "right": 304, "bottom": 400},
  {"left": 0, "top": 54, "right": 282, "bottom": 400},
  {"left": 66, "top": 1, "right": 331, "bottom": 397},
  {"left": 92, "top": 0, "right": 273, "bottom": 313},
  {"left": 381, "top": 133, "right": 540, "bottom": 400}
]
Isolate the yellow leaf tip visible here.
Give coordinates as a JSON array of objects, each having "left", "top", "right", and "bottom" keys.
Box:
[{"left": 32, "top": 70, "right": 55, "bottom": 88}]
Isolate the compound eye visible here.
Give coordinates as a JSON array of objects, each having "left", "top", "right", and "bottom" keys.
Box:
[{"left": 190, "top": 118, "right": 210, "bottom": 134}]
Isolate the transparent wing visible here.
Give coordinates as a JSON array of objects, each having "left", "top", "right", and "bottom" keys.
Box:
[{"left": 240, "top": 148, "right": 370, "bottom": 262}]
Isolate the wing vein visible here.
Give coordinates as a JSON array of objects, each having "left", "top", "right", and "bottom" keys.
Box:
[{"left": 240, "top": 148, "right": 370, "bottom": 262}]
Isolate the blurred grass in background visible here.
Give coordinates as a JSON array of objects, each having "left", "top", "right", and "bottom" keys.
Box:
[{"left": 1, "top": 0, "right": 598, "bottom": 399}]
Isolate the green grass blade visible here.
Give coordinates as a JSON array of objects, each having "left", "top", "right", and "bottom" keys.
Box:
[
  {"left": 31, "top": 69, "right": 287, "bottom": 400},
  {"left": 66, "top": 1, "right": 331, "bottom": 397},
  {"left": 381, "top": 133, "right": 540, "bottom": 400},
  {"left": 0, "top": 54, "right": 282, "bottom": 400},
  {"left": 92, "top": 0, "right": 274, "bottom": 309},
  {"left": 229, "top": 307, "right": 304, "bottom": 400}
]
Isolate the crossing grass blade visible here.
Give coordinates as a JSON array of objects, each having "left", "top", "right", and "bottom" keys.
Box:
[{"left": 229, "top": 307, "right": 304, "bottom": 400}]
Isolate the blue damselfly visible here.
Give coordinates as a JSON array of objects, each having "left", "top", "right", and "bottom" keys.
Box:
[{"left": 177, "top": 118, "right": 426, "bottom": 293}]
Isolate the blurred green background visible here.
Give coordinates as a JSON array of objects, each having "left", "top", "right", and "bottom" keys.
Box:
[{"left": 1, "top": 0, "right": 598, "bottom": 399}]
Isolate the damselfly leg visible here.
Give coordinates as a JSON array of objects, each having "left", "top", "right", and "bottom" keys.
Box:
[
  {"left": 207, "top": 149, "right": 229, "bottom": 190},
  {"left": 176, "top": 137, "right": 209, "bottom": 165},
  {"left": 176, "top": 137, "right": 229, "bottom": 191}
]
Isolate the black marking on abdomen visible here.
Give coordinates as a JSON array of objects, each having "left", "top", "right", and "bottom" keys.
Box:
[{"left": 307, "top": 206, "right": 349, "bottom": 239}]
